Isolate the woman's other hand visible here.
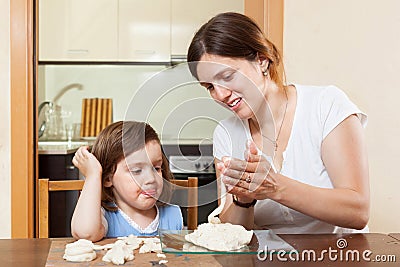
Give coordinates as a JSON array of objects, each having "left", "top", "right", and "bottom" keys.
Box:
[
  {"left": 218, "top": 140, "right": 280, "bottom": 201},
  {"left": 72, "top": 146, "right": 102, "bottom": 179}
]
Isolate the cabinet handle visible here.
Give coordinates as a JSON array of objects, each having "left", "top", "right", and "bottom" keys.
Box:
[
  {"left": 66, "top": 165, "right": 76, "bottom": 170},
  {"left": 135, "top": 50, "right": 156, "bottom": 55},
  {"left": 67, "top": 49, "right": 89, "bottom": 54}
]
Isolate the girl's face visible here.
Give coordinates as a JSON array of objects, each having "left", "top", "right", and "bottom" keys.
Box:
[
  {"left": 106, "top": 140, "right": 164, "bottom": 212},
  {"left": 196, "top": 53, "right": 268, "bottom": 120}
]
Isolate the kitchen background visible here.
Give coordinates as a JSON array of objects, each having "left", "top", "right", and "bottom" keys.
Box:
[
  {"left": 38, "top": 0, "right": 241, "bottom": 141},
  {"left": 38, "top": 64, "right": 232, "bottom": 141},
  {"left": 1, "top": 0, "right": 400, "bottom": 237}
]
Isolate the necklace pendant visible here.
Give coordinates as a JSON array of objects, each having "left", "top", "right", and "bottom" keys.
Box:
[{"left": 273, "top": 141, "right": 278, "bottom": 151}]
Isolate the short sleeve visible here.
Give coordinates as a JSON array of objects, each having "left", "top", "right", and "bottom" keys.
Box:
[
  {"left": 101, "top": 207, "right": 108, "bottom": 234},
  {"left": 213, "top": 123, "right": 231, "bottom": 160},
  {"left": 320, "top": 86, "right": 367, "bottom": 139},
  {"left": 159, "top": 205, "right": 183, "bottom": 230},
  {"left": 173, "top": 205, "right": 184, "bottom": 230}
]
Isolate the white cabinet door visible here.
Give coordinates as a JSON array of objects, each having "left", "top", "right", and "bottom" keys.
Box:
[
  {"left": 171, "top": 0, "right": 244, "bottom": 56},
  {"left": 39, "top": 0, "right": 118, "bottom": 61},
  {"left": 118, "top": 0, "right": 171, "bottom": 62}
]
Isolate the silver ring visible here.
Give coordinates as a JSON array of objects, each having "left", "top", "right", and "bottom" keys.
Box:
[{"left": 245, "top": 174, "right": 251, "bottom": 183}]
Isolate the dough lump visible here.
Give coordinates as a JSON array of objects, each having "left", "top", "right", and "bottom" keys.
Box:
[
  {"left": 63, "top": 239, "right": 97, "bottom": 262},
  {"left": 185, "top": 222, "right": 253, "bottom": 251}
]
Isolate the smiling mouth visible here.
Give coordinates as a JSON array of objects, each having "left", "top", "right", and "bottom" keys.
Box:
[{"left": 228, "top": 98, "right": 242, "bottom": 108}]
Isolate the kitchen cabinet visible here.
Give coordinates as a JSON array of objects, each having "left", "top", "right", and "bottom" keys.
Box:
[
  {"left": 171, "top": 0, "right": 244, "bottom": 57},
  {"left": 39, "top": 0, "right": 118, "bottom": 61},
  {"left": 118, "top": 0, "right": 171, "bottom": 62},
  {"left": 39, "top": 0, "right": 243, "bottom": 62}
]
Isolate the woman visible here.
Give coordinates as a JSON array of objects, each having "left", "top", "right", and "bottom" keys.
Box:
[{"left": 187, "top": 12, "right": 369, "bottom": 233}]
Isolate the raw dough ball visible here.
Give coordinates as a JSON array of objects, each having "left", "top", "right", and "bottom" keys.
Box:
[
  {"left": 185, "top": 223, "right": 253, "bottom": 251},
  {"left": 63, "top": 252, "right": 97, "bottom": 262},
  {"left": 63, "top": 239, "right": 97, "bottom": 262}
]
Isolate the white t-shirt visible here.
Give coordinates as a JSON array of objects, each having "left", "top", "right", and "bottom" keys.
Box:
[{"left": 213, "top": 84, "right": 368, "bottom": 234}]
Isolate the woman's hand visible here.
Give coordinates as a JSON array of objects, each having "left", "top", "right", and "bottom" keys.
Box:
[
  {"left": 218, "top": 140, "right": 280, "bottom": 202},
  {"left": 72, "top": 146, "right": 102, "bottom": 179}
]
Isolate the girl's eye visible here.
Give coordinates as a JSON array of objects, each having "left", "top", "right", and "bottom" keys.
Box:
[{"left": 153, "top": 166, "right": 163, "bottom": 172}]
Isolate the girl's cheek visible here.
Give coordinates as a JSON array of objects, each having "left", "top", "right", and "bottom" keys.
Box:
[{"left": 158, "top": 178, "right": 164, "bottom": 190}]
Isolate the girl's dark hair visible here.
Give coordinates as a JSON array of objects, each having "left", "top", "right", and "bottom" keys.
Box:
[
  {"left": 91, "top": 121, "right": 173, "bottom": 211},
  {"left": 187, "top": 12, "right": 284, "bottom": 89}
]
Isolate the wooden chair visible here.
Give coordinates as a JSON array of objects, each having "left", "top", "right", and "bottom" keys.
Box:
[
  {"left": 170, "top": 177, "right": 198, "bottom": 230},
  {"left": 38, "top": 178, "right": 84, "bottom": 238}
]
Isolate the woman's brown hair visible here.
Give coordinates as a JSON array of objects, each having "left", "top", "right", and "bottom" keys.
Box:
[
  {"left": 187, "top": 12, "right": 285, "bottom": 90},
  {"left": 91, "top": 121, "right": 173, "bottom": 211}
]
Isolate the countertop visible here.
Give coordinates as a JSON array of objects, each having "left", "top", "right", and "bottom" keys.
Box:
[
  {"left": 38, "top": 140, "right": 94, "bottom": 155},
  {"left": 161, "top": 138, "right": 213, "bottom": 145},
  {"left": 38, "top": 138, "right": 211, "bottom": 155}
]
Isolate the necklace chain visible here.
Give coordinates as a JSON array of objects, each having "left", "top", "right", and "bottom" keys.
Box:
[{"left": 261, "top": 88, "right": 289, "bottom": 151}]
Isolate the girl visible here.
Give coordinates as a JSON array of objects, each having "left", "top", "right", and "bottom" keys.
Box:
[{"left": 71, "top": 121, "right": 183, "bottom": 241}]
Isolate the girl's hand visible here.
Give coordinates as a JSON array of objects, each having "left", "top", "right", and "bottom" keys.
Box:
[
  {"left": 72, "top": 146, "right": 102, "bottom": 179},
  {"left": 218, "top": 140, "right": 279, "bottom": 201}
]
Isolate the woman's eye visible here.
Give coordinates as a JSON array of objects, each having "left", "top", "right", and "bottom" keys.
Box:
[
  {"left": 222, "top": 72, "right": 234, "bottom": 81},
  {"left": 130, "top": 169, "right": 142, "bottom": 175},
  {"left": 200, "top": 82, "right": 214, "bottom": 91},
  {"left": 206, "top": 84, "right": 214, "bottom": 91}
]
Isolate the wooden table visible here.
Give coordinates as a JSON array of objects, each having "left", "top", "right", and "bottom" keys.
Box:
[
  {"left": 389, "top": 233, "right": 400, "bottom": 241},
  {"left": 0, "top": 238, "right": 51, "bottom": 267},
  {"left": 0, "top": 234, "right": 399, "bottom": 266}
]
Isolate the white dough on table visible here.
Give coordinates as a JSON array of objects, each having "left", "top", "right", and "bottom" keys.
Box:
[
  {"left": 63, "top": 251, "right": 97, "bottom": 262},
  {"left": 102, "top": 240, "right": 134, "bottom": 265},
  {"left": 93, "top": 243, "right": 115, "bottom": 250},
  {"left": 63, "top": 235, "right": 164, "bottom": 264},
  {"left": 185, "top": 222, "right": 253, "bottom": 251},
  {"left": 138, "top": 238, "right": 162, "bottom": 253},
  {"left": 117, "top": 234, "right": 144, "bottom": 250},
  {"left": 63, "top": 239, "right": 97, "bottom": 262}
]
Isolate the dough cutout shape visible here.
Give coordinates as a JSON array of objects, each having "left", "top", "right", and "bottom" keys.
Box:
[
  {"left": 63, "top": 234, "right": 165, "bottom": 265},
  {"left": 102, "top": 240, "right": 134, "bottom": 265}
]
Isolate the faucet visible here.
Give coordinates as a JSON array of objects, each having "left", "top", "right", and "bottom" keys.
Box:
[
  {"left": 38, "top": 101, "right": 53, "bottom": 138},
  {"left": 53, "top": 83, "right": 83, "bottom": 105},
  {"left": 38, "top": 83, "right": 83, "bottom": 139}
]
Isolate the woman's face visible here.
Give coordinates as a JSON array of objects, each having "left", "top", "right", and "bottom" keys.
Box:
[
  {"left": 106, "top": 140, "right": 164, "bottom": 212},
  {"left": 196, "top": 53, "right": 268, "bottom": 119}
]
